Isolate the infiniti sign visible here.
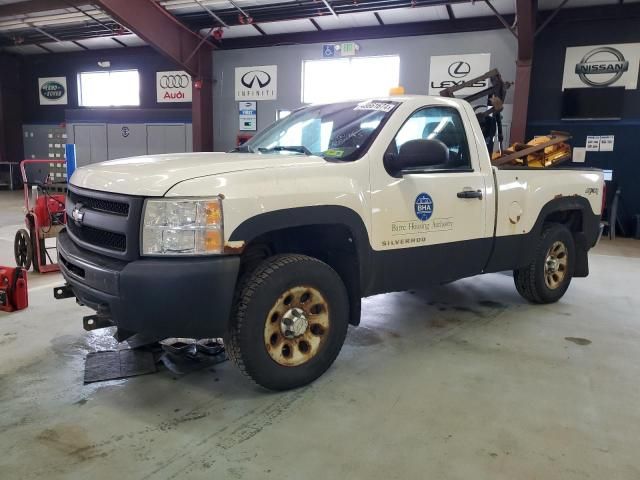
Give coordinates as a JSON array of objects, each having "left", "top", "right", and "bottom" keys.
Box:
[
  {"left": 575, "top": 46, "right": 629, "bottom": 87},
  {"left": 235, "top": 65, "right": 278, "bottom": 100},
  {"left": 241, "top": 70, "right": 272, "bottom": 89}
]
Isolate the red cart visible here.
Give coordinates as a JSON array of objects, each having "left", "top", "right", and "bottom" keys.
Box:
[{"left": 13, "top": 159, "right": 67, "bottom": 273}]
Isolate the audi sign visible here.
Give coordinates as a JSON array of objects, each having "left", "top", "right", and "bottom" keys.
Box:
[{"left": 156, "top": 70, "right": 192, "bottom": 103}]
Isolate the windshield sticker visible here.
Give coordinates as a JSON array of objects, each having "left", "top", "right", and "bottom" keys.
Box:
[
  {"left": 324, "top": 149, "right": 345, "bottom": 158},
  {"left": 354, "top": 101, "right": 395, "bottom": 113},
  {"left": 415, "top": 193, "right": 434, "bottom": 221}
]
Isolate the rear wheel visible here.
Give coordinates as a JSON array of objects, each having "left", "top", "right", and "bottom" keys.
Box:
[
  {"left": 514, "top": 223, "right": 575, "bottom": 304},
  {"left": 14, "top": 229, "right": 32, "bottom": 271},
  {"left": 225, "top": 254, "right": 349, "bottom": 391}
]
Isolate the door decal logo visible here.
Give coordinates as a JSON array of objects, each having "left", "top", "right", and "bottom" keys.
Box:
[{"left": 415, "top": 193, "right": 434, "bottom": 221}]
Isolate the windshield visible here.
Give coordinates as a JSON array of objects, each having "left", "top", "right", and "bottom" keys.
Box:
[{"left": 238, "top": 100, "right": 399, "bottom": 160}]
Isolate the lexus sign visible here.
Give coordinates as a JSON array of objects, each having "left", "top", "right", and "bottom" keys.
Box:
[
  {"left": 156, "top": 70, "right": 192, "bottom": 103},
  {"left": 235, "top": 65, "right": 277, "bottom": 101},
  {"left": 562, "top": 43, "right": 640, "bottom": 90},
  {"left": 428, "top": 54, "right": 491, "bottom": 96}
]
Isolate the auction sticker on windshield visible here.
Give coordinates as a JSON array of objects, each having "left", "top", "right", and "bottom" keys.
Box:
[
  {"left": 323, "top": 149, "right": 345, "bottom": 158},
  {"left": 354, "top": 101, "right": 396, "bottom": 112}
]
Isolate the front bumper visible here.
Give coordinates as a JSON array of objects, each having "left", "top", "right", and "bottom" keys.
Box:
[{"left": 57, "top": 229, "right": 240, "bottom": 338}]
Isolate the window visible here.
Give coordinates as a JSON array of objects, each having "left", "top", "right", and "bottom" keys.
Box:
[
  {"left": 302, "top": 56, "right": 400, "bottom": 104},
  {"left": 78, "top": 70, "right": 140, "bottom": 107},
  {"left": 389, "top": 106, "right": 472, "bottom": 171},
  {"left": 240, "top": 100, "right": 398, "bottom": 161}
]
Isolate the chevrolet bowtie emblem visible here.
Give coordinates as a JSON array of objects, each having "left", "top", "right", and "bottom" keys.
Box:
[{"left": 71, "top": 204, "right": 85, "bottom": 223}]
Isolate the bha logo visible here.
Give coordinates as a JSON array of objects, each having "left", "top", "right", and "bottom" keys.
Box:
[
  {"left": 415, "top": 193, "right": 434, "bottom": 222},
  {"left": 575, "top": 46, "right": 629, "bottom": 87}
]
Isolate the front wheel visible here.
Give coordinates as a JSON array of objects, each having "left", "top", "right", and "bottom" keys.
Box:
[
  {"left": 514, "top": 223, "right": 575, "bottom": 304},
  {"left": 225, "top": 254, "right": 349, "bottom": 391}
]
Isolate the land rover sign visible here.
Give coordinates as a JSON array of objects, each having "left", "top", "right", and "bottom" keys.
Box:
[
  {"left": 562, "top": 43, "right": 640, "bottom": 90},
  {"left": 38, "top": 76, "right": 68, "bottom": 105}
]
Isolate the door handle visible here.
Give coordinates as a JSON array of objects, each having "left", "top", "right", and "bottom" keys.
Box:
[{"left": 457, "top": 189, "right": 483, "bottom": 199}]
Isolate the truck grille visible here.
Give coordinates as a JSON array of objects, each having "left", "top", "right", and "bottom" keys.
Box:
[
  {"left": 65, "top": 185, "right": 144, "bottom": 260},
  {"left": 67, "top": 190, "right": 130, "bottom": 216},
  {"left": 66, "top": 222, "right": 127, "bottom": 252}
]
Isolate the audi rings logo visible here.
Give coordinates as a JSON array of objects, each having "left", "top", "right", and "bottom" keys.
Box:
[
  {"left": 240, "top": 70, "right": 272, "bottom": 89},
  {"left": 448, "top": 61, "right": 471, "bottom": 78},
  {"left": 160, "top": 74, "right": 190, "bottom": 89},
  {"left": 575, "top": 47, "right": 629, "bottom": 87}
]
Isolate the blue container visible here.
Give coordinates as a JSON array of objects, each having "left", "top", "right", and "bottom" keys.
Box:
[{"left": 65, "top": 144, "right": 76, "bottom": 181}]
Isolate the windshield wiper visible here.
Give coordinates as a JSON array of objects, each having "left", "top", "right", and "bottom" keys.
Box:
[
  {"left": 258, "top": 145, "right": 312, "bottom": 156},
  {"left": 230, "top": 144, "right": 254, "bottom": 153}
]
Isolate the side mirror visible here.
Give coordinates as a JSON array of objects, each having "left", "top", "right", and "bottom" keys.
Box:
[{"left": 385, "top": 139, "right": 449, "bottom": 176}]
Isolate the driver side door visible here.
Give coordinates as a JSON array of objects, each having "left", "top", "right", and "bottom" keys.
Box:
[{"left": 369, "top": 105, "right": 492, "bottom": 293}]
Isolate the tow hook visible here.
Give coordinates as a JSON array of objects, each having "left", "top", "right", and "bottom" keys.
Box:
[
  {"left": 53, "top": 284, "right": 75, "bottom": 300},
  {"left": 83, "top": 314, "right": 114, "bottom": 332}
]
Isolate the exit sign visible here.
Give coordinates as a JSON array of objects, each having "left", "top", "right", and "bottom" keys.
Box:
[{"left": 339, "top": 42, "right": 358, "bottom": 56}]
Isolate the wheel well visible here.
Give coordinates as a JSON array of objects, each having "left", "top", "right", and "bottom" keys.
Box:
[
  {"left": 543, "top": 208, "right": 589, "bottom": 277},
  {"left": 543, "top": 209, "right": 583, "bottom": 233},
  {"left": 238, "top": 224, "right": 362, "bottom": 326}
]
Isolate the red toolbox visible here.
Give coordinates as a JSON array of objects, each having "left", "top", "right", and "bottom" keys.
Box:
[{"left": 0, "top": 266, "right": 28, "bottom": 312}]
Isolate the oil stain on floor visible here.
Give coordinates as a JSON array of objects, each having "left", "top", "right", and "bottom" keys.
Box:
[{"left": 564, "top": 337, "right": 592, "bottom": 346}]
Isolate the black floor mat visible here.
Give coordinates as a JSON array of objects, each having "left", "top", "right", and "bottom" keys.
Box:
[{"left": 84, "top": 349, "right": 157, "bottom": 384}]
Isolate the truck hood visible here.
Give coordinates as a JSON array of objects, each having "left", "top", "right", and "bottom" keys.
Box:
[{"left": 70, "top": 152, "right": 326, "bottom": 196}]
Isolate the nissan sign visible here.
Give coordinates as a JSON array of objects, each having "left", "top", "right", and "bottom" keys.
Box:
[
  {"left": 38, "top": 76, "right": 68, "bottom": 105},
  {"left": 235, "top": 65, "right": 277, "bottom": 101},
  {"left": 156, "top": 70, "right": 192, "bottom": 103},
  {"left": 562, "top": 43, "right": 640, "bottom": 90},
  {"left": 575, "top": 47, "right": 629, "bottom": 87}
]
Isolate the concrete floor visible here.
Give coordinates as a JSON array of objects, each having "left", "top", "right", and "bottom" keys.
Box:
[{"left": 1, "top": 189, "right": 640, "bottom": 479}]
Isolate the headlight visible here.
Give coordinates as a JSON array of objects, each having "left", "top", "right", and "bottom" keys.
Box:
[{"left": 141, "top": 197, "right": 223, "bottom": 256}]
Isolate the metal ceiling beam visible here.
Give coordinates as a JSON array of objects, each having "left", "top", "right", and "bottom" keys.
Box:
[
  {"left": 534, "top": 0, "right": 568, "bottom": 36},
  {"left": 482, "top": 0, "right": 517, "bottom": 37},
  {"left": 309, "top": 18, "right": 322, "bottom": 30},
  {"left": 194, "top": 0, "right": 229, "bottom": 27},
  {"left": 511, "top": 0, "right": 536, "bottom": 143},
  {"left": 0, "top": 0, "right": 86, "bottom": 18},
  {"left": 93, "top": 0, "right": 212, "bottom": 75},
  {"left": 93, "top": 0, "right": 213, "bottom": 151},
  {"left": 445, "top": 4, "right": 455, "bottom": 20},
  {"left": 321, "top": 0, "right": 338, "bottom": 17},
  {"left": 218, "top": 13, "right": 513, "bottom": 49}
]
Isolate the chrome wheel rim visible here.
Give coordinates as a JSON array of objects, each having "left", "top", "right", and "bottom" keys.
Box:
[
  {"left": 264, "top": 286, "right": 330, "bottom": 367},
  {"left": 544, "top": 241, "right": 568, "bottom": 290}
]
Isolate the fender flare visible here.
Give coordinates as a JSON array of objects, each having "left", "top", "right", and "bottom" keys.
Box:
[{"left": 228, "top": 205, "right": 373, "bottom": 285}]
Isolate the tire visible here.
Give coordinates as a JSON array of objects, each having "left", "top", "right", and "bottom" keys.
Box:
[
  {"left": 225, "top": 254, "right": 349, "bottom": 391},
  {"left": 14, "top": 229, "right": 33, "bottom": 271},
  {"left": 514, "top": 223, "right": 575, "bottom": 304}
]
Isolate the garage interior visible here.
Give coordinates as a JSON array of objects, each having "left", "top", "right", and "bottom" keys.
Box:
[{"left": 1, "top": 0, "right": 640, "bottom": 478}]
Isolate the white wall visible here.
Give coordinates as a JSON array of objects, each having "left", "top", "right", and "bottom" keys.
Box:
[{"left": 212, "top": 29, "right": 517, "bottom": 151}]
